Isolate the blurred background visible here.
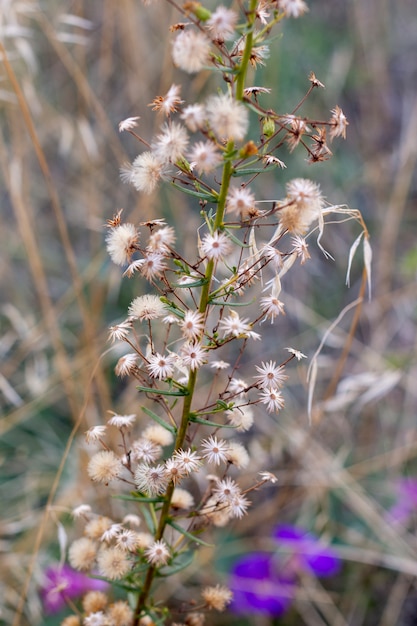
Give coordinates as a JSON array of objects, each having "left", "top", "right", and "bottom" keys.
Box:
[{"left": 1, "top": 0, "right": 416, "bottom": 624}]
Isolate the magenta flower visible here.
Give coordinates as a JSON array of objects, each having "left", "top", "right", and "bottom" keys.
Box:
[
  {"left": 229, "top": 525, "right": 341, "bottom": 616},
  {"left": 40, "top": 564, "right": 108, "bottom": 614}
]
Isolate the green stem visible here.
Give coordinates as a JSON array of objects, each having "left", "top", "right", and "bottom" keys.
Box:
[
  {"left": 133, "top": 1, "right": 256, "bottom": 618},
  {"left": 235, "top": 0, "right": 258, "bottom": 101}
]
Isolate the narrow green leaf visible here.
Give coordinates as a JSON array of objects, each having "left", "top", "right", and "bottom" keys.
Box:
[
  {"left": 168, "top": 520, "right": 214, "bottom": 547},
  {"left": 137, "top": 385, "right": 189, "bottom": 397},
  {"left": 159, "top": 550, "right": 195, "bottom": 577},
  {"left": 141, "top": 406, "right": 177, "bottom": 435},
  {"left": 171, "top": 182, "right": 218, "bottom": 202},
  {"left": 189, "top": 415, "right": 236, "bottom": 429},
  {"left": 232, "top": 166, "right": 275, "bottom": 176},
  {"left": 171, "top": 278, "right": 208, "bottom": 288},
  {"left": 114, "top": 493, "right": 165, "bottom": 504}
]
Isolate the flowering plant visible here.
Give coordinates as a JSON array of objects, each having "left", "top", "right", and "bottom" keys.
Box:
[{"left": 57, "top": 0, "right": 369, "bottom": 625}]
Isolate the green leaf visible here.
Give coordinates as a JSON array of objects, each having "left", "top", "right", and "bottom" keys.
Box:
[
  {"left": 232, "top": 166, "right": 275, "bottom": 176},
  {"left": 141, "top": 406, "right": 177, "bottom": 435},
  {"left": 171, "top": 182, "right": 218, "bottom": 202},
  {"left": 189, "top": 415, "right": 236, "bottom": 428},
  {"left": 168, "top": 520, "right": 214, "bottom": 547},
  {"left": 114, "top": 493, "right": 165, "bottom": 504},
  {"left": 171, "top": 278, "right": 209, "bottom": 289},
  {"left": 159, "top": 550, "right": 195, "bottom": 577},
  {"left": 137, "top": 385, "right": 189, "bottom": 397}
]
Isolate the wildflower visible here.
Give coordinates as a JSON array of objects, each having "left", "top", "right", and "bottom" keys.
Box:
[
  {"left": 107, "top": 413, "right": 136, "bottom": 430},
  {"left": 123, "top": 259, "right": 145, "bottom": 277},
  {"left": 84, "top": 612, "right": 107, "bottom": 626},
  {"left": 329, "top": 105, "right": 348, "bottom": 140},
  {"left": 227, "top": 441, "right": 250, "bottom": 468},
  {"left": 87, "top": 450, "right": 123, "bottom": 484},
  {"left": 100, "top": 523, "right": 123, "bottom": 543},
  {"left": 210, "top": 359, "right": 230, "bottom": 370},
  {"left": 142, "top": 424, "right": 174, "bottom": 447},
  {"left": 201, "top": 436, "right": 229, "bottom": 465},
  {"left": 72, "top": 504, "right": 92, "bottom": 519},
  {"left": 40, "top": 564, "right": 108, "bottom": 614},
  {"left": 144, "top": 539, "right": 170, "bottom": 566},
  {"left": 226, "top": 186, "right": 256, "bottom": 218},
  {"left": 180, "top": 341, "right": 207, "bottom": 370},
  {"left": 82, "top": 590, "right": 108, "bottom": 613},
  {"left": 108, "top": 319, "right": 132, "bottom": 342},
  {"left": 85, "top": 425, "right": 107, "bottom": 444},
  {"left": 147, "top": 225, "right": 176, "bottom": 253},
  {"left": 172, "top": 29, "right": 211, "bottom": 73},
  {"left": 105, "top": 223, "right": 139, "bottom": 266},
  {"left": 386, "top": 478, "right": 417, "bottom": 526},
  {"left": 68, "top": 537, "right": 98, "bottom": 571},
  {"left": 135, "top": 532, "right": 154, "bottom": 549},
  {"left": 85, "top": 517, "right": 113, "bottom": 540},
  {"left": 152, "top": 122, "right": 189, "bottom": 164},
  {"left": 171, "top": 487, "right": 195, "bottom": 509},
  {"left": 173, "top": 448, "right": 202, "bottom": 474},
  {"left": 278, "top": 0, "right": 309, "bottom": 19},
  {"left": 229, "top": 552, "right": 295, "bottom": 616},
  {"left": 97, "top": 546, "right": 131, "bottom": 580},
  {"left": 118, "top": 116, "right": 140, "bottom": 132},
  {"left": 135, "top": 463, "right": 169, "bottom": 495},
  {"left": 180, "top": 310, "right": 205, "bottom": 340},
  {"left": 128, "top": 294, "right": 165, "bottom": 320},
  {"left": 259, "top": 388, "right": 285, "bottom": 413},
  {"left": 115, "top": 353, "right": 138, "bottom": 377},
  {"left": 107, "top": 600, "right": 134, "bottom": 626},
  {"left": 254, "top": 361, "right": 288, "bottom": 389},
  {"left": 259, "top": 295, "right": 285, "bottom": 322},
  {"left": 123, "top": 514, "right": 141, "bottom": 527},
  {"left": 140, "top": 251, "right": 167, "bottom": 281},
  {"left": 146, "top": 351, "right": 176, "bottom": 380},
  {"left": 226, "top": 405, "right": 254, "bottom": 432},
  {"left": 286, "top": 346, "right": 307, "bottom": 360},
  {"left": 116, "top": 529, "right": 141, "bottom": 552},
  {"left": 163, "top": 456, "right": 186, "bottom": 486},
  {"left": 202, "top": 584, "right": 233, "bottom": 611},
  {"left": 201, "top": 231, "right": 232, "bottom": 260},
  {"left": 229, "top": 378, "right": 248, "bottom": 395},
  {"left": 200, "top": 495, "right": 232, "bottom": 527},
  {"left": 273, "top": 524, "right": 341, "bottom": 577},
  {"left": 213, "top": 477, "right": 241, "bottom": 503},
  {"left": 229, "top": 493, "right": 251, "bottom": 518},
  {"left": 259, "top": 471, "right": 278, "bottom": 483},
  {"left": 180, "top": 103, "right": 206, "bottom": 132},
  {"left": 131, "top": 438, "right": 162, "bottom": 464},
  {"left": 189, "top": 140, "right": 222, "bottom": 174},
  {"left": 149, "top": 84, "right": 183, "bottom": 115},
  {"left": 291, "top": 234, "right": 311, "bottom": 263},
  {"left": 279, "top": 178, "right": 324, "bottom": 235},
  {"left": 122, "top": 152, "right": 168, "bottom": 194},
  {"left": 206, "top": 6, "right": 237, "bottom": 41},
  {"left": 206, "top": 93, "right": 249, "bottom": 141},
  {"left": 219, "top": 310, "right": 257, "bottom": 339}
]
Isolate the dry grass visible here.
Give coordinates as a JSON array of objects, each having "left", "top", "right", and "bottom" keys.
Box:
[{"left": 1, "top": 1, "right": 416, "bottom": 625}]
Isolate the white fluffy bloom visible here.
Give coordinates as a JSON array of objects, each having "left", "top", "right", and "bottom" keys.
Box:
[
  {"left": 189, "top": 140, "right": 222, "bottom": 174},
  {"left": 206, "top": 6, "right": 237, "bottom": 40},
  {"left": 206, "top": 93, "right": 249, "bottom": 141},
  {"left": 121, "top": 152, "right": 168, "bottom": 194},
  {"left": 201, "top": 231, "right": 232, "bottom": 260},
  {"left": 278, "top": 0, "right": 309, "bottom": 18},
  {"left": 146, "top": 352, "right": 176, "bottom": 380},
  {"left": 180, "top": 103, "right": 206, "bottom": 132},
  {"left": 226, "top": 186, "right": 256, "bottom": 217},
  {"left": 106, "top": 223, "right": 139, "bottom": 266},
  {"left": 152, "top": 122, "right": 189, "bottom": 164},
  {"left": 172, "top": 29, "right": 211, "bottom": 73},
  {"left": 144, "top": 539, "right": 170, "bottom": 566},
  {"left": 128, "top": 294, "right": 165, "bottom": 320}
]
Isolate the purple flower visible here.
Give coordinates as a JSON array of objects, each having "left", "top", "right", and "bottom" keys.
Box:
[
  {"left": 229, "top": 552, "right": 295, "bottom": 616},
  {"left": 40, "top": 564, "right": 108, "bottom": 614},
  {"left": 273, "top": 525, "right": 341, "bottom": 577},
  {"left": 387, "top": 478, "right": 417, "bottom": 525},
  {"left": 229, "top": 525, "right": 341, "bottom": 616}
]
